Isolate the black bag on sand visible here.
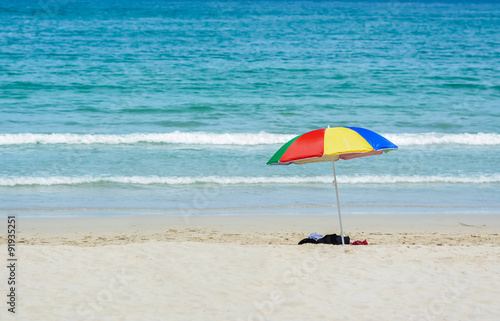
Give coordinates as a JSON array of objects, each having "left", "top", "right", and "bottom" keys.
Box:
[{"left": 298, "top": 234, "right": 350, "bottom": 245}]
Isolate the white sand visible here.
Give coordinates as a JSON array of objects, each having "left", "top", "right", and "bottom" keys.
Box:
[{"left": 0, "top": 214, "right": 499, "bottom": 320}]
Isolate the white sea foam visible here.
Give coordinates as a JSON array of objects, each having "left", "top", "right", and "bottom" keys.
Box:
[
  {"left": 0, "top": 132, "right": 295, "bottom": 146},
  {"left": 384, "top": 133, "right": 500, "bottom": 146},
  {"left": 1, "top": 175, "right": 498, "bottom": 186},
  {"left": 0, "top": 132, "right": 499, "bottom": 146}
]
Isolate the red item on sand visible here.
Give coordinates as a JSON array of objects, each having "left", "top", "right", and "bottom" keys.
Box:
[{"left": 350, "top": 240, "right": 368, "bottom": 245}]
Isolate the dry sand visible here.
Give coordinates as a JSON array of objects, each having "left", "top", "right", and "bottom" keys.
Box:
[{"left": 0, "top": 214, "right": 499, "bottom": 320}]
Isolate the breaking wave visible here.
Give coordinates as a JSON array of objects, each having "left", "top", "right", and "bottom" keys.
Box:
[
  {"left": 0, "top": 132, "right": 499, "bottom": 146},
  {"left": 0, "top": 132, "right": 294, "bottom": 146},
  {"left": 1, "top": 175, "right": 499, "bottom": 186},
  {"left": 383, "top": 133, "right": 500, "bottom": 146}
]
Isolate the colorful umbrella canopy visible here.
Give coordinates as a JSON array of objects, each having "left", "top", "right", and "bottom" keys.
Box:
[
  {"left": 267, "top": 127, "right": 398, "bottom": 244},
  {"left": 267, "top": 126, "right": 398, "bottom": 165}
]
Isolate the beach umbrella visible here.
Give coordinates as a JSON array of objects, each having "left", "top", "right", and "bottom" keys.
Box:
[{"left": 267, "top": 127, "right": 398, "bottom": 244}]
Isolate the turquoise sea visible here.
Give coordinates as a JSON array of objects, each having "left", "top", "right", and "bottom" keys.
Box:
[{"left": 1, "top": 0, "right": 499, "bottom": 218}]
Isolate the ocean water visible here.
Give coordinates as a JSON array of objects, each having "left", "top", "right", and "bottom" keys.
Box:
[{"left": 1, "top": 0, "right": 499, "bottom": 218}]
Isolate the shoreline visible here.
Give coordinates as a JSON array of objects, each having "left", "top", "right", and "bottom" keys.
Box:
[{"left": 2, "top": 214, "right": 499, "bottom": 247}]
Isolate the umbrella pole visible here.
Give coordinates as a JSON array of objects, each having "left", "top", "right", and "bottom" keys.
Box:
[{"left": 332, "top": 159, "right": 345, "bottom": 245}]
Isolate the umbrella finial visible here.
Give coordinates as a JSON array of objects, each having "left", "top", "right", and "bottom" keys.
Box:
[{"left": 327, "top": 125, "right": 330, "bottom": 128}]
